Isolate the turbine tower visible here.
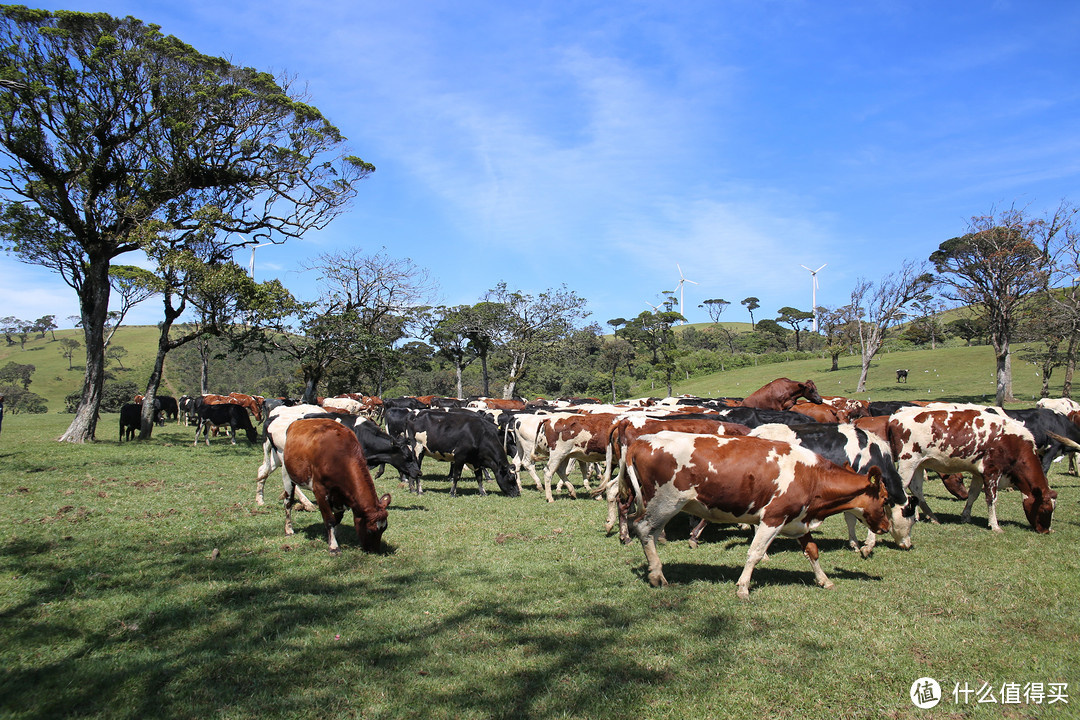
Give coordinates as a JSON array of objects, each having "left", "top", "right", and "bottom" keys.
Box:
[
  {"left": 800, "top": 263, "right": 826, "bottom": 332},
  {"left": 248, "top": 241, "right": 275, "bottom": 279},
  {"left": 675, "top": 264, "right": 699, "bottom": 324}
]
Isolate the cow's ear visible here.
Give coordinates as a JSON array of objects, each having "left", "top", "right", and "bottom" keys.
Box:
[
  {"left": 868, "top": 466, "right": 883, "bottom": 486},
  {"left": 379, "top": 493, "right": 392, "bottom": 509}
]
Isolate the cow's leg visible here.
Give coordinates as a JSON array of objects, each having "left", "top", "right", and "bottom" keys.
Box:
[
  {"left": 844, "top": 511, "right": 861, "bottom": 552},
  {"left": 474, "top": 464, "right": 487, "bottom": 496},
  {"left": 309, "top": 484, "right": 341, "bottom": 554},
  {"left": 559, "top": 460, "right": 578, "bottom": 499},
  {"left": 908, "top": 467, "right": 940, "bottom": 524},
  {"left": 229, "top": 422, "right": 238, "bottom": 445},
  {"left": 255, "top": 440, "right": 279, "bottom": 506},
  {"left": 629, "top": 475, "right": 692, "bottom": 587},
  {"left": 283, "top": 473, "right": 297, "bottom": 536},
  {"left": 736, "top": 523, "right": 783, "bottom": 600},
  {"left": 577, "top": 460, "right": 592, "bottom": 494},
  {"left": 604, "top": 476, "right": 621, "bottom": 537},
  {"left": 981, "top": 474, "right": 1003, "bottom": 533},
  {"left": 449, "top": 460, "right": 463, "bottom": 497},
  {"left": 959, "top": 474, "right": 985, "bottom": 525},
  {"left": 542, "top": 450, "right": 564, "bottom": 502},
  {"left": 798, "top": 533, "right": 834, "bottom": 591},
  {"left": 688, "top": 517, "right": 708, "bottom": 549}
]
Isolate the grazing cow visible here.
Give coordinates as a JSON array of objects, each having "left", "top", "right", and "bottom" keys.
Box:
[
  {"left": 748, "top": 422, "right": 916, "bottom": 555},
  {"left": 119, "top": 403, "right": 142, "bottom": 441},
  {"left": 886, "top": 407, "right": 1057, "bottom": 534},
  {"left": 1001, "top": 407, "right": 1080, "bottom": 474},
  {"left": 282, "top": 418, "right": 391, "bottom": 554},
  {"left": 407, "top": 410, "right": 519, "bottom": 497},
  {"left": 739, "top": 378, "right": 824, "bottom": 411},
  {"left": 896, "top": 369, "right": 909, "bottom": 383},
  {"left": 622, "top": 432, "right": 892, "bottom": 599},
  {"left": 193, "top": 402, "right": 259, "bottom": 446},
  {"left": 255, "top": 404, "right": 420, "bottom": 508}
]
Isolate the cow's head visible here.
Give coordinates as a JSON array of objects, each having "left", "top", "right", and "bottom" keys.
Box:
[
  {"left": 394, "top": 436, "right": 422, "bottom": 480},
  {"left": 1022, "top": 486, "right": 1057, "bottom": 533},
  {"left": 494, "top": 461, "right": 520, "bottom": 497},
  {"left": 859, "top": 467, "right": 892, "bottom": 536},
  {"left": 800, "top": 380, "right": 824, "bottom": 405},
  {"left": 355, "top": 493, "right": 391, "bottom": 552}
]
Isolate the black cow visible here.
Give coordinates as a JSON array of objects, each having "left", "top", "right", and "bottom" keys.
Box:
[
  {"left": 156, "top": 395, "right": 179, "bottom": 424},
  {"left": 406, "top": 409, "right": 519, "bottom": 497},
  {"left": 896, "top": 369, "right": 909, "bottom": 383},
  {"left": 383, "top": 406, "right": 416, "bottom": 439},
  {"left": 1003, "top": 407, "right": 1080, "bottom": 474},
  {"left": 710, "top": 406, "right": 818, "bottom": 428},
  {"left": 350, "top": 416, "right": 422, "bottom": 482},
  {"left": 194, "top": 403, "right": 259, "bottom": 446},
  {"left": 867, "top": 400, "right": 919, "bottom": 417},
  {"left": 119, "top": 403, "right": 141, "bottom": 442}
]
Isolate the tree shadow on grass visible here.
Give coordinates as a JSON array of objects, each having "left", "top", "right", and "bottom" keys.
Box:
[{"left": 0, "top": 529, "right": 738, "bottom": 720}]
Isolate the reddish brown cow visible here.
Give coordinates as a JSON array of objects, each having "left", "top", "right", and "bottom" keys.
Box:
[
  {"left": 282, "top": 418, "right": 391, "bottom": 554},
  {"left": 789, "top": 402, "right": 843, "bottom": 423},
  {"left": 201, "top": 392, "right": 263, "bottom": 422},
  {"left": 739, "top": 378, "right": 824, "bottom": 411},
  {"left": 821, "top": 396, "right": 871, "bottom": 421},
  {"left": 622, "top": 432, "right": 892, "bottom": 599},
  {"left": 885, "top": 407, "right": 1056, "bottom": 541},
  {"left": 468, "top": 398, "right": 527, "bottom": 411}
]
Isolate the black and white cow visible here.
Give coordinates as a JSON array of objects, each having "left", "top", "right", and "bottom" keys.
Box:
[
  {"left": 193, "top": 402, "right": 259, "bottom": 446},
  {"left": 406, "top": 409, "right": 520, "bottom": 497},
  {"left": 711, "top": 406, "right": 819, "bottom": 428},
  {"left": 749, "top": 422, "right": 916, "bottom": 555}
]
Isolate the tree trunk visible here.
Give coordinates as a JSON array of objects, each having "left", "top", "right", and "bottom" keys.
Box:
[
  {"left": 455, "top": 362, "right": 463, "bottom": 399},
  {"left": 994, "top": 341, "right": 1011, "bottom": 406},
  {"left": 479, "top": 351, "right": 490, "bottom": 397},
  {"left": 830, "top": 352, "right": 840, "bottom": 372},
  {"left": 59, "top": 259, "right": 111, "bottom": 443},
  {"left": 1064, "top": 334, "right": 1077, "bottom": 398}
]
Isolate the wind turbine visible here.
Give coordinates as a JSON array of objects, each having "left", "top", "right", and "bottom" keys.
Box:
[
  {"left": 248, "top": 241, "right": 276, "bottom": 279},
  {"left": 800, "top": 263, "right": 826, "bottom": 332},
  {"left": 675, "top": 264, "right": 699, "bottom": 324}
]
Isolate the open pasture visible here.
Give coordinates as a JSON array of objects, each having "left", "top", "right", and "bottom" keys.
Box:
[{"left": 2, "top": 413, "right": 1079, "bottom": 719}]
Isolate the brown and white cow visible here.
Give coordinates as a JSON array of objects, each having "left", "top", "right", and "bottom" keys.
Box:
[
  {"left": 597, "top": 414, "right": 751, "bottom": 541},
  {"left": 622, "top": 431, "right": 892, "bottom": 599},
  {"left": 282, "top": 418, "right": 391, "bottom": 554},
  {"left": 538, "top": 412, "right": 622, "bottom": 502},
  {"left": 739, "top": 377, "right": 824, "bottom": 411},
  {"left": 886, "top": 406, "right": 1057, "bottom": 536}
]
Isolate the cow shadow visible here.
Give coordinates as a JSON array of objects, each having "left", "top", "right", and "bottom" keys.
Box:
[
  {"left": 922, "top": 510, "right": 1030, "bottom": 531},
  {"left": 637, "top": 561, "right": 882, "bottom": 590},
  {"left": 293, "top": 521, "right": 399, "bottom": 555}
]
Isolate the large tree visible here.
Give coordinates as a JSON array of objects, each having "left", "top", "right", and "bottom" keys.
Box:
[
  {"left": 0, "top": 8, "right": 371, "bottom": 441},
  {"left": 930, "top": 205, "right": 1066, "bottom": 405},
  {"left": 850, "top": 261, "right": 933, "bottom": 392},
  {"left": 483, "top": 283, "right": 590, "bottom": 399}
]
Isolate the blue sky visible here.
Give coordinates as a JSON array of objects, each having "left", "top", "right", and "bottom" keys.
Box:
[{"left": 3, "top": 0, "right": 1079, "bottom": 332}]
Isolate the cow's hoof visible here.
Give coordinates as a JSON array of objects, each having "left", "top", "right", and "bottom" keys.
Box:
[
  {"left": 648, "top": 572, "right": 668, "bottom": 588},
  {"left": 329, "top": 548, "right": 341, "bottom": 556},
  {"left": 688, "top": 539, "right": 698, "bottom": 550},
  {"left": 821, "top": 581, "right": 835, "bottom": 591},
  {"left": 992, "top": 526, "right": 1005, "bottom": 534},
  {"left": 859, "top": 547, "right": 873, "bottom": 559}
]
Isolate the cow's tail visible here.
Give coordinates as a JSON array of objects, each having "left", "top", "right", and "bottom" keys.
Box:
[
  {"left": 529, "top": 420, "right": 549, "bottom": 463},
  {"left": 622, "top": 455, "right": 646, "bottom": 521},
  {"left": 1048, "top": 430, "right": 1080, "bottom": 451},
  {"left": 591, "top": 424, "right": 622, "bottom": 498}
]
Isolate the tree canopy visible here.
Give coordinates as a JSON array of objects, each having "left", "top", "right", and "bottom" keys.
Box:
[{"left": 0, "top": 7, "right": 371, "bottom": 440}]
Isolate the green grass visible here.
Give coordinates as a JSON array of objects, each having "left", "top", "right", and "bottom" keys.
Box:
[
  {"left": 647, "top": 343, "right": 1058, "bottom": 408},
  {"left": 2, "top": 414, "right": 1079, "bottom": 719}
]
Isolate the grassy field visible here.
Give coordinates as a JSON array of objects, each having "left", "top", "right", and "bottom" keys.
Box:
[
  {"left": 635, "top": 343, "right": 1060, "bottom": 408},
  {"left": 2, "top": 414, "right": 1078, "bottom": 719}
]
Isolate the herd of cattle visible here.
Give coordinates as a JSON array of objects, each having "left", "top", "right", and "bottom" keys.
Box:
[{"left": 121, "top": 378, "right": 1079, "bottom": 599}]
